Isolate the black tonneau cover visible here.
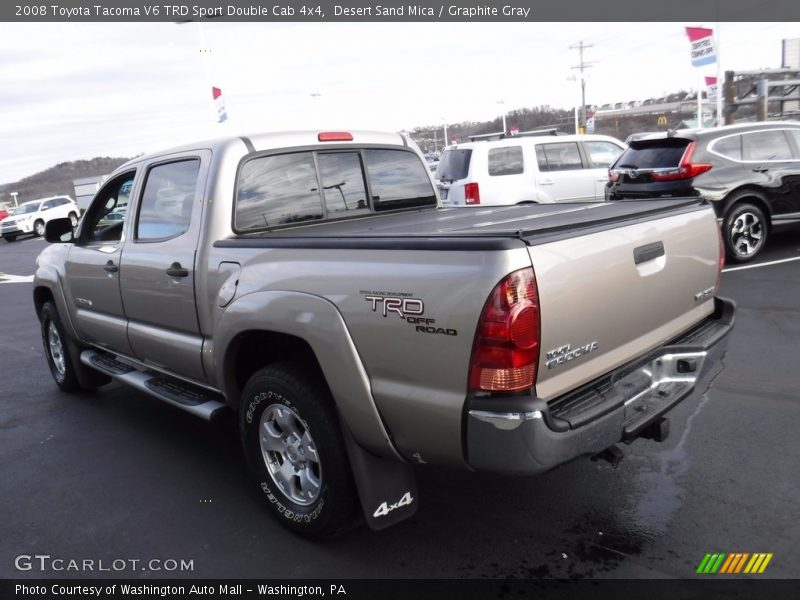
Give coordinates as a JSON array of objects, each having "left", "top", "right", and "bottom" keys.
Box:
[{"left": 214, "top": 198, "right": 707, "bottom": 251}]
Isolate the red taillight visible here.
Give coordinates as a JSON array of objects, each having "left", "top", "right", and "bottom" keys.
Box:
[
  {"left": 318, "top": 131, "right": 353, "bottom": 142},
  {"left": 464, "top": 182, "right": 480, "bottom": 205},
  {"left": 469, "top": 268, "right": 540, "bottom": 392},
  {"left": 650, "top": 141, "right": 712, "bottom": 181}
]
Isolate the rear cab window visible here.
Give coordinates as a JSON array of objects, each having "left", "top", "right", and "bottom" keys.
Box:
[{"left": 235, "top": 147, "right": 435, "bottom": 231}]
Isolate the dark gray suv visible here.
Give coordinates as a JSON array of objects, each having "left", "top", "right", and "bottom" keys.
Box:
[{"left": 606, "top": 121, "right": 800, "bottom": 262}]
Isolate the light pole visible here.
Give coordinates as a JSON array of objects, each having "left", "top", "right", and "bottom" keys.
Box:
[
  {"left": 570, "top": 40, "right": 595, "bottom": 134},
  {"left": 567, "top": 75, "right": 580, "bottom": 134},
  {"left": 10, "top": 192, "right": 19, "bottom": 207},
  {"left": 496, "top": 99, "right": 506, "bottom": 133},
  {"left": 442, "top": 116, "right": 448, "bottom": 150}
]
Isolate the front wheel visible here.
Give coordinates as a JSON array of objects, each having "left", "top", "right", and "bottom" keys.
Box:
[
  {"left": 34, "top": 220, "right": 45, "bottom": 237},
  {"left": 68, "top": 212, "right": 79, "bottom": 228},
  {"left": 240, "top": 363, "right": 360, "bottom": 539},
  {"left": 724, "top": 202, "right": 768, "bottom": 263},
  {"left": 40, "top": 301, "right": 82, "bottom": 392}
]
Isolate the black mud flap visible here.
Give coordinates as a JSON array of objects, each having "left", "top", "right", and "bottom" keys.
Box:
[{"left": 340, "top": 422, "right": 418, "bottom": 531}]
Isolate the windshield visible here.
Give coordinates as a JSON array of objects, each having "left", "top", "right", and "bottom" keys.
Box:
[{"left": 17, "top": 202, "right": 41, "bottom": 214}]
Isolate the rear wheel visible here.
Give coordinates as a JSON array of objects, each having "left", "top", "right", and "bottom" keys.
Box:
[
  {"left": 239, "top": 362, "right": 360, "bottom": 539},
  {"left": 34, "top": 220, "right": 45, "bottom": 237},
  {"left": 724, "top": 202, "right": 767, "bottom": 263}
]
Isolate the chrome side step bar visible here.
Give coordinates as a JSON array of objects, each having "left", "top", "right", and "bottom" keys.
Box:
[{"left": 80, "top": 349, "right": 228, "bottom": 421}]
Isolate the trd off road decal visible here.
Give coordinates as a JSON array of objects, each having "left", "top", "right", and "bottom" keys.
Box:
[{"left": 361, "top": 291, "right": 457, "bottom": 336}]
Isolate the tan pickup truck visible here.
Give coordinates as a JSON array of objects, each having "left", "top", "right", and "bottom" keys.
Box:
[{"left": 33, "top": 130, "right": 734, "bottom": 538}]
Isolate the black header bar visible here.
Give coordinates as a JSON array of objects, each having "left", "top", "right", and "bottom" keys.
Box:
[{"left": 4, "top": 0, "right": 800, "bottom": 22}]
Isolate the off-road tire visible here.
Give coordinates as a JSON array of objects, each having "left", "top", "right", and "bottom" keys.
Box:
[
  {"left": 240, "top": 362, "right": 360, "bottom": 539},
  {"left": 40, "top": 301, "right": 83, "bottom": 393}
]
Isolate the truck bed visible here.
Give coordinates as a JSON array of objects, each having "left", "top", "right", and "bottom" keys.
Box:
[{"left": 215, "top": 199, "right": 706, "bottom": 248}]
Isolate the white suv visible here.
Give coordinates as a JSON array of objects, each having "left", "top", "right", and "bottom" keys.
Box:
[
  {"left": 1, "top": 196, "right": 79, "bottom": 242},
  {"left": 435, "top": 132, "right": 625, "bottom": 206}
]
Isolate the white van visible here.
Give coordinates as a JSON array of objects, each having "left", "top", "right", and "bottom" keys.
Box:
[{"left": 435, "top": 131, "right": 625, "bottom": 206}]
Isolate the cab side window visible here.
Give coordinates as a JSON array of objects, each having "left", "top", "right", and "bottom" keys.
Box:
[
  {"left": 742, "top": 131, "right": 793, "bottom": 161},
  {"left": 85, "top": 173, "right": 135, "bottom": 244},
  {"left": 584, "top": 141, "right": 624, "bottom": 167},
  {"left": 488, "top": 146, "right": 524, "bottom": 176},
  {"left": 136, "top": 159, "right": 200, "bottom": 241},
  {"left": 537, "top": 142, "right": 584, "bottom": 172}
]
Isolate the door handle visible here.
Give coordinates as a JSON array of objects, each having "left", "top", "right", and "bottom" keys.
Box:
[
  {"left": 103, "top": 260, "right": 118, "bottom": 273},
  {"left": 752, "top": 167, "right": 769, "bottom": 173},
  {"left": 539, "top": 180, "right": 555, "bottom": 185},
  {"left": 166, "top": 262, "right": 189, "bottom": 278}
]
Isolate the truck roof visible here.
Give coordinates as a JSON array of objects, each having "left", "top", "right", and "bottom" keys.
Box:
[{"left": 118, "top": 130, "right": 413, "bottom": 171}]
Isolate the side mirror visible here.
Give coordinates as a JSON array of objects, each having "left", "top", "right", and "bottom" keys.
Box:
[{"left": 44, "top": 218, "right": 74, "bottom": 243}]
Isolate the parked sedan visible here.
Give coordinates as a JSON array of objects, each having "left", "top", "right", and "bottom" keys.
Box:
[{"left": 607, "top": 121, "right": 800, "bottom": 262}]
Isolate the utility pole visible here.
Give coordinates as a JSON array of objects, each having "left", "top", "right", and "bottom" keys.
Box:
[{"left": 570, "top": 41, "right": 594, "bottom": 134}]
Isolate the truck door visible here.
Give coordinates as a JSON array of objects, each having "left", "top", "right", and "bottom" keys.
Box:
[
  {"left": 533, "top": 141, "right": 596, "bottom": 202},
  {"left": 119, "top": 153, "right": 209, "bottom": 382},
  {"left": 63, "top": 171, "right": 137, "bottom": 355}
]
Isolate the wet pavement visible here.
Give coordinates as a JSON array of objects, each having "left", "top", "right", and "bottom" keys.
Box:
[{"left": 1, "top": 224, "right": 799, "bottom": 579}]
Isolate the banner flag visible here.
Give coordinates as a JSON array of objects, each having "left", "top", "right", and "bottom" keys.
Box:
[
  {"left": 212, "top": 86, "right": 228, "bottom": 123},
  {"left": 686, "top": 27, "right": 716, "bottom": 67},
  {"left": 705, "top": 76, "right": 718, "bottom": 101}
]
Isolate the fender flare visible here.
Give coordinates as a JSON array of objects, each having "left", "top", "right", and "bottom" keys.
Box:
[{"left": 215, "top": 290, "right": 402, "bottom": 461}]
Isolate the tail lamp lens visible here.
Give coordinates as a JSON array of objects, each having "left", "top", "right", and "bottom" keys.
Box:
[
  {"left": 469, "top": 268, "right": 540, "bottom": 392},
  {"left": 464, "top": 182, "right": 480, "bottom": 205},
  {"left": 650, "top": 141, "right": 712, "bottom": 181}
]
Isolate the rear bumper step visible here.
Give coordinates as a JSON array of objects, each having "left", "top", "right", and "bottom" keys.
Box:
[
  {"left": 80, "top": 349, "right": 227, "bottom": 421},
  {"left": 466, "top": 296, "right": 734, "bottom": 475}
]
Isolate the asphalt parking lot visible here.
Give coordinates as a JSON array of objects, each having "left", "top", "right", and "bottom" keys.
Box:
[{"left": 1, "top": 224, "right": 799, "bottom": 580}]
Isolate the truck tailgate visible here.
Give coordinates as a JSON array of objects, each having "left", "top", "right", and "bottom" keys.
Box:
[{"left": 529, "top": 205, "right": 720, "bottom": 401}]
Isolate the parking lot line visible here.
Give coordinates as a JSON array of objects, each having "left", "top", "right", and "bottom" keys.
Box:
[{"left": 723, "top": 255, "right": 800, "bottom": 273}]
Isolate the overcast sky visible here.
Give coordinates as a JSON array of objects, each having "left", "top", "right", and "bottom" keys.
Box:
[{"left": 0, "top": 20, "right": 797, "bottom": 185}]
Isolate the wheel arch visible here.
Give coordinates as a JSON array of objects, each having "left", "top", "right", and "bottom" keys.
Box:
[
  {"left": 720, "top": 187, "right": 772, "bottom": 224},
  {"left": 33, "top": 285, "right": 55, "bottom": 319},
  {"left": 223, "top": 330, "right": 321, "bottom": 407},
  {"left": 215, "top": 290, "right": 402, "bottom": 461}
]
